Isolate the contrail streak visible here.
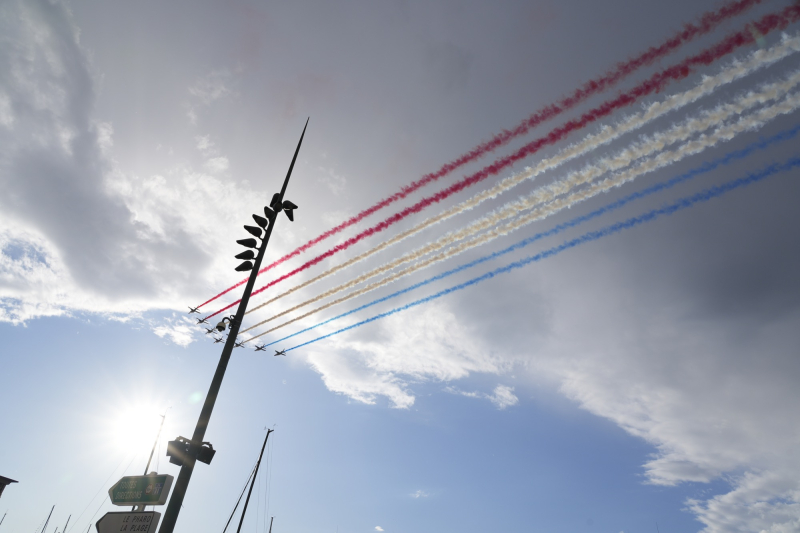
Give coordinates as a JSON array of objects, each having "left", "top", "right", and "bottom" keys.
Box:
[
  {"left": 283, "top": 156, "right": 800, "bottom": 352},
  {"left": 261, "top": 123, "right": 800, "bottom": 348},
  {"left": 244, "top": 91, "right": 800, "bottom": 340},
  {"left": 203, "top": 3, "right": 800, "bottom": 321},
  {"left": 241, "top": 78, "right": 800, "bottom": 337},
  {"left": 195, "top": 0, "right": 765, "bottom": 310},
  {"left": 243, "top": 41, "right": 800, "bottom": 319}
]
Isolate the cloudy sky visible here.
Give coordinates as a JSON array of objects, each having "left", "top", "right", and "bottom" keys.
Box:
[{"left": 3, "top": 0, "right": 800, "bottom": 532}]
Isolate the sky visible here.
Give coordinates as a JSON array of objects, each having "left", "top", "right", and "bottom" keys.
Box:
[{"left": 2, "top": 0, "right": 800, "bottom": 532}]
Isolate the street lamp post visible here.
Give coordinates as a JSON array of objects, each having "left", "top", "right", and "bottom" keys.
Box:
[{"left": 158, "top": 119, "right": 308, "bottom": 533}]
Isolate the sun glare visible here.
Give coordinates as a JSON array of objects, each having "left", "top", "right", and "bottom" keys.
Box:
[{"left": 103, "top": 402, "right": 167, "bottom": 459}]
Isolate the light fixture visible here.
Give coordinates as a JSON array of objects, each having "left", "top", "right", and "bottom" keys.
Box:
[
  {"left": 236, "top": 238, "right": 258, "bottom": 248},
  {"left": 244, "top": 225, "right": 262, "bottom": 238},
  {"left": 235, "top": 261, "right": 253, "bottom": 271},
  {"left": 252, "top": 214, "right": 268, "bottom": 228}
]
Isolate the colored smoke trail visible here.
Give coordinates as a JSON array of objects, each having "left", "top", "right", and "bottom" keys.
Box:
[
  {"left": 242, "top": 59, "right": 800, "bottom": 322},
  {"left": 283, "top": 156, "right": 800, "bottom": 352},
  {"left": 203, "top": 4, "right": 800, "bottom": 322},
  {"left": 244, "top": 92, "right": 800, "bottom": 340},
  {"left": 195, "top": 0, "right": 765, "bottom": 310},
  {"left": 261, "top": 123, "right": 800, "bottom": 348},
  {"left": 243, "top": 35, "right": 800, "bottom": 319}
]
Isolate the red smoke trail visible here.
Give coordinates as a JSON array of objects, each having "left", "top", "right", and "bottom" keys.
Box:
[
  {"left": 202, "top": 4, "right": 800, "bottom": 321},
  {"left": 195, "top": 0, "right": 763, "bottom": 310}
]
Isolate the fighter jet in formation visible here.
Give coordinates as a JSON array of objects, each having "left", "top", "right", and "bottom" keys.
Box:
[
  {"left": 254, "top": 344, "right": 267, "bottom": 352},
  {"left": 196, "top": 317, "right": 209, "bottom": 325},
  {"left": 188, "top": 306, "right": 200, "bottom": 314},
  {"left": 204, "top": 327, "right": 215, "bottom": 335},
  {"left": 274, "top": 349, "right": 286, "bottom": 356},
  {"left": 213, "top": 337, "right": 224, "bottom": 344},
  {"left": 234, "top": 339, "right": 246, "bottom": 349}
]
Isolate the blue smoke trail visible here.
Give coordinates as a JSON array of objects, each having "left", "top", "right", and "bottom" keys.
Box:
[
  {"left": 262, "top": 124, "right": 800, "bottom": 350},
  {"left": 285, "top": 155, "right": 800, "bottom": 352}
]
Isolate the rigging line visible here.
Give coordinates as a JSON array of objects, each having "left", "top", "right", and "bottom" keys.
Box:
[
  {"left": 222, "top": 462, "right": 258, "bottom": 533},
  {"left": 203, "top": 2, "right": 800, "bottom": 321},
  {"left": 285, "top": 155, "right": 800, "bottom": 352},
  {"left": 246, "top": 89, "right": 800, "bottom": 341},
  {"left": 242, "top": 33, "right": 800, "bottom": 321},
  {"left": 236, "top": 430, "right": 273, "bottom": 533},
  {"left": 194, "top": 0, "right": 765, "bottom": 310},
  {"left": 261, "top": 449, "right": 268, "bottom": 533},
  {"left": 65, "top": 452, "right": 131, "bottom": 533},
  {"left": 262, "top": 121, "right": 800, "bottom": 348},
  {"left": 241, "top": 68, "right": 800, "bottom": 336},
  {"left": 81, "top": 452, "right": 140, "bottom": 533},
  {"left": 266, "top": 435, "right": 274, "bottom": 528}
]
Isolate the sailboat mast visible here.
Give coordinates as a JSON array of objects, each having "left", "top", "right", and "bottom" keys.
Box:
[{"left": 236, "top": 429, "right": 273, "bottom": 533}]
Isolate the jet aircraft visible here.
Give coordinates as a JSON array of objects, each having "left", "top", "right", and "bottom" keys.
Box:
[
  {"left": 196, "top": 317, "right": 209, "bottom": 325},
  {"left": 234, "top": 340, "right": 245, "bottom": 348},
  {"left": 274, "top": 349, "right": 286, "bottom": 356},
  {"left": 213, "top": 337, "right": 224, "bottom": 343},
  {"left": 254, "top": 344, "right": 267, "bottom": 352},
  {"left": 188, "top": 306, "right": 200, "bottom": 314},
  {"left": 204, "top": 327, "right": 215, "bottom": 335}
]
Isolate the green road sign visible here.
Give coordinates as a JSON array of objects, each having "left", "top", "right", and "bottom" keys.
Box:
[{"left": 108, "top": 474, "right": 173, "bottom": 506}]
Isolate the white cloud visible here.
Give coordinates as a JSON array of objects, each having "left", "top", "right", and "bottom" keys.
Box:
[
  {"left": 410, "top": 489, "right": 429, "bottom": 499},
  {"left": 317, "top": 165, "right": 347, "bottom": 195},
  {"left": 96, "top": 121, "right": 113, "bottom": 153},
  {"left": 0, "top": 1, "right": 271, "bottom": 324},
  {"left": 205, "top": 156, "right": 229, "bottom": 173},
  {"left": 305, "top": 302, "right": 508, "bottom": 408},
  {"left": 0, "top": 91, "right": 13, "bottom": 128},
  {"left": 374, "top": 527, "right": 384, "bottom": 532},
  {"left": 445, "top": 384, "right": 519, "bottom": 410},
  {"left": 196, "top": 135, "right": 215, "bottom": 154},
  {"left": 517, "top": 253, "right": 800, "bottom": 532},
  {"left": 488, "top": 385, "right": 518, "bottom": 409},
  {"left": 307, "top": 349, "right": 415, "bottom": 409},
  {"left": 188, "top": 70, "right": 232, "bottom": 105},
  {"left": 152, "top": 315, "right": 197, "bottom": 347}
]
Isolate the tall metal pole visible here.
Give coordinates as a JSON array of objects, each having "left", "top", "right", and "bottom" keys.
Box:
[
  {"left": 236, "top": 429, "right": 272, "bottom": 533},
  {"left": 158, "top": 119, "right": 308, "bottom": 533}
]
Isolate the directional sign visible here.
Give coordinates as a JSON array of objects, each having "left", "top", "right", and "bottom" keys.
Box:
[
  {"left": 108, "top": 475, "right": 173, "bottom": 506},
  {"left": 96, "top": 512, "right": 160, "bottom": 533}
]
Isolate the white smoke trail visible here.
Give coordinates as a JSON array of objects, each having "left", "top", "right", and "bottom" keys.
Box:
[
  {"left": 244, "top": 90, "right": 800, "bottom": 340},
  {"left": 242, "top": 33, "right": 800, "bottom": 319},
  {"left": 240, "top": 72, "right": 800, "bottom": 336}
]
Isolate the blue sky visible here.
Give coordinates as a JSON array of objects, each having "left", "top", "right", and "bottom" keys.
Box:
[
  {"left": 3, "top": 1, "right": 800, "bottom": 532},
  {"left": 0, "top": 314, "right": 722, "bottom": 533}
]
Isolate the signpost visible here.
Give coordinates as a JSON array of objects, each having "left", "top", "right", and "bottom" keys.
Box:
[
  {"left": 108, "top": 475, "right": 174, "bottom": 506},
  {"left": 98, "top": 474, "right": 172, "bottom": 533},
  {"left": 96, "top": 512, "right": 160, "bottom": 533}
]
